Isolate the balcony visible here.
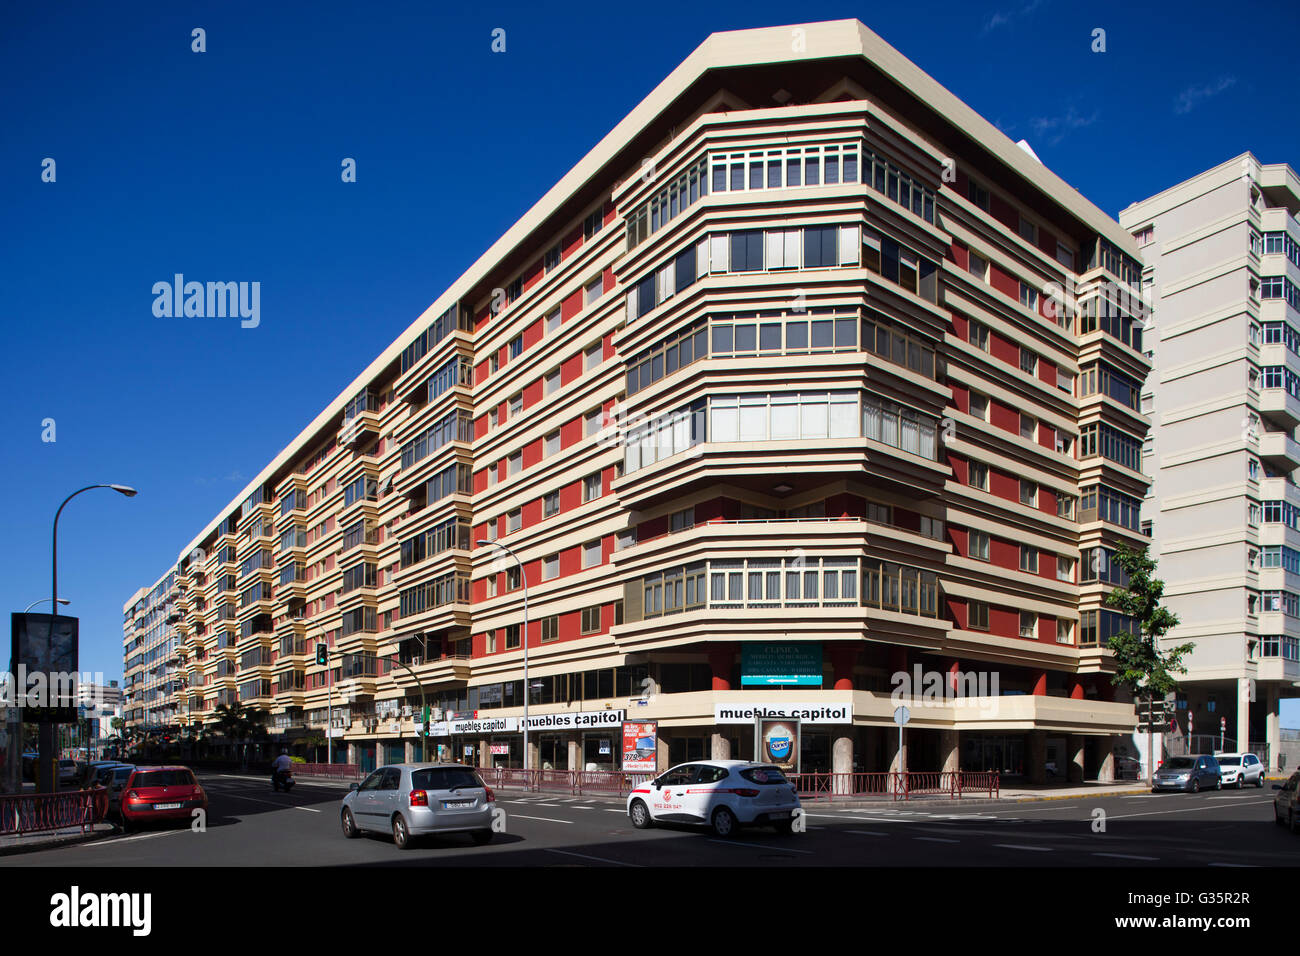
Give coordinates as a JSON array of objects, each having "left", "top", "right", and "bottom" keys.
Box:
[
  {"left": 338, "top": 409, "right": 381, "bottom": 449},
  {"left": 1258, "top": 430, "right": 1300, "bottom": 472},
  {"left": 1259, "top": 387, "right": 1300, "bottom": 430}
]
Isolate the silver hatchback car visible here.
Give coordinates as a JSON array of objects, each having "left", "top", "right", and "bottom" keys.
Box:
[{"left": 341, "top": 763, "right": 497, "bottom": 849}]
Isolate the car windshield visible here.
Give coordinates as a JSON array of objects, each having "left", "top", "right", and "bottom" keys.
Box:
[
  {"left": 740, "top": 767, "right": 789, "bottom": 784},
  {"left": 132, "top": 770, "right": 195, "bottom": 788},
  {"left": 410, "top": 768, "right": 483, "bottom": 791},
  {"left": 112, "top": 768, "right": 134, "bottom": 781},
  {"left": 1164, "top": 757, "right": 1195, "bottom": 770},
  {"left": 1216, "top": 756, "right": 1241, "bottom": 766}
]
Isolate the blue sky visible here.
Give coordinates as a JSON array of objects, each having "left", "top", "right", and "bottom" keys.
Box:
[{"left": 2, "top": 0, "right": 1297, "bottom": 724}]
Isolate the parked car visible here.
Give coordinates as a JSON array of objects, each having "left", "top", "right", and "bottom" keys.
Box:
[
  {"left": 1153, "top": 754, "right": 1222, "bottom": 792},
  {"left": 1114, "top": 756, "right": 1143, "bottom": 781},
  {"left": 1273, "top": 770, "right": 1300, "bottom": 831},
  {"left": 1215, "top": 752, "right": 1265, "bottom": 788},
  {"left": 79, "top": 761, "right": 127, "bottom": 789},
  {"left": 627, "top": 760, "right": 802, "bottom": 837},
  {"left": 341, "top": 763, "right": 496, "bottom": 849},
  {"left": 92, "top": 764, "right": 136, "bottom": 817},
  {"left": 119, "top": 766, "right": 207, "bottom": 831},
  {"left": 57, "top": 759, "right": 80, "bottom": 787}
]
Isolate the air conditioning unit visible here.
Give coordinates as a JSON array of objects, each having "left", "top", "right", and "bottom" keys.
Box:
[{"left": 410, "top": 656, "right": 422, "bottom": 667}]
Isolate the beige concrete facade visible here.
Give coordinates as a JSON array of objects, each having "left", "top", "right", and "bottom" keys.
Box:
[
  {"left": 1120, "top": 154, "right": 1300, "bottom": 768},
  {"left": 122, "top": 19, "right": 1149, "bottom": 779}
]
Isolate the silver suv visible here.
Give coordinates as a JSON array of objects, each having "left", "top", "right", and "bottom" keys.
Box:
[{"left": 341, "top": 763, "right": 497, "bottom": 849}]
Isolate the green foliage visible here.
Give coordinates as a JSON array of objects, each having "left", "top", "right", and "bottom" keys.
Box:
[{"left": 1103, "top": 542, "right": 1194, "bottom": 698}]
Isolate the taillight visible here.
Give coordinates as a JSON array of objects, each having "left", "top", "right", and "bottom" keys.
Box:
[
  {"left": 126, "top": 790, "right": 140, "bottom": 801},
  {"left": 729, "top": 788, "right": 760, "bottom": 798},
  {"left": 485, "top": 786, "right": 495, "bottom": 802},
  {"left": 410, "top": 790, "right": 428, "bottom": 807}
]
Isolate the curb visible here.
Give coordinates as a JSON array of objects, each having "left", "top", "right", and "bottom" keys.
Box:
[{"left": 0, "top": 824, "right": 117, "bottom": 858}]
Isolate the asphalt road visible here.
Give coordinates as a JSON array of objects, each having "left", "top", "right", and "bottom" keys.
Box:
[{"left": 3, "top": 773, "right": 1295, "bottom": 867}]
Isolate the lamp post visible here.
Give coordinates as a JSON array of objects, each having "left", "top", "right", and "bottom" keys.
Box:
[
  {"left": 40, "top": 484, "right": 136, "bottom": 793},
  {"left": 477, "top": 540, "right": 529, "bottom": 771},
  {"left": 23, "top": 598, "right": 70, "bottom": 613}
]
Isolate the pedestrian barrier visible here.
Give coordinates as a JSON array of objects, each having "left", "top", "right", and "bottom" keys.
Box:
[
  {"left": 292, "top": 763, "right": 362, "bottom": 781},
  {"left": 0, "top": 787, "right": 106, "bottom": 837},
  {"left": 789, "top": 770, "right": 999, "bottom": 801},
  {"left": 476, "top": 767, "right": 653, "bottom": 797}
]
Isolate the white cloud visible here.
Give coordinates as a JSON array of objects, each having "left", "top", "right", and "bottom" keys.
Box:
[{"left": 1174, "top": 76, "right": 1237, "bottom": 115}]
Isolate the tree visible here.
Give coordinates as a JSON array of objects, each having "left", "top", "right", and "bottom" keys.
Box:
[
  {"left": 212, "top": 702, "right": 271, "bottom": 768},
  {"left": 1103, "top": 542, "right": 1194, "bottom": 785}
]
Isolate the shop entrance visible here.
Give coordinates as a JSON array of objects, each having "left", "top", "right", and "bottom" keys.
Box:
[
  {"left": 582, "top": 732, "right": 617, "bottom": 771},
  {"left": 960, "top": 734, "right": 1025, "bottom": 776},
  {"left": 539, "top": 734, "right": 568, "bottom": 771}
]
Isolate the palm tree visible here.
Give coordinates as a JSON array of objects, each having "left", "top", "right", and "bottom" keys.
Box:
[
  {"left": 294, "top": 733, "right": 326, "bottom": 763},
  {"left": 212, "top": 702, "right": 271, "bottom": 769}
]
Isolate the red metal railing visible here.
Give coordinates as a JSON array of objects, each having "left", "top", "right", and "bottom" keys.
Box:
[
  {"left": 0, "top": 788, "right": 107, "bottom": 837},
  {"left": 291, "top": 763, "right": 362, "bottom": 780},
  {"left": 475, "top": 768, "right": 653, "bottom": 797},
  {"left": 788, "top": 771, "right": 999, "bottom": 801}
]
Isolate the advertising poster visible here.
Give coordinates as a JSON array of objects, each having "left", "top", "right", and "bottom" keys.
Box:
[
  {"left": 756, "top": 717, "right": 801, "bottom": 773},
  {"left": 741, "top": 642, "right": 822, "bottom": 685},
  {"left": 622, "top": 720, "right": 657, "bottom": 772},
  {"left": 10, "top": 613, "right": 79, "bottom": 722}
]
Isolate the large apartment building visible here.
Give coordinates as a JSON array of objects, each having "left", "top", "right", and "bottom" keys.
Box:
[
  {"left": 123, "top": 19, "right": 1149, "bottom": 782},
  {"left": 1120, "top": 155, "right": 1300, "bottom": 768}
]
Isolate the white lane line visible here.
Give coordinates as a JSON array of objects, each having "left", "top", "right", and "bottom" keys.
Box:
[
  {"left": 1001, "top": 805, "right": 1080, "bottom": 813},
  {"left": 804, "top": 813, "right": 906, "bottom": 823},
  {"left": 535, "top": 803, "right": 563, "bottom": 807},
  {"left": 603, "top": 809, "right": 626, "bottom": 814},
  {"left": 510, "top": 814, "right": 573, "bottom": 824},
  {"left": 846, "top": 829, "right": 889, "bottom": 836},
  {"left": 1093, "top": 852, "right": 1158, "bottom": 861},
  {"left": 80, "top": 830, "right": 184, "bottom": 847},
  {"left": 914, "top": 836, "right": 958, "bottom": 843},
  {"left": 547, "top": 849, "right": 641, "bottom": 867},
  {"left": 707, "top": 839, "right": 813, "bottom": 854},
  {"left": 992, "top": 844, "right": 1052, "bottom": 852},
  {"left": 217, "top": 791, "right": 321, "bottom": 812},
  {"left": 1107, "top": 799, "right": 1272, "bottom": 821},
  {"left": 1208, "top": 863, "right": 1255, "bottom": 868}
]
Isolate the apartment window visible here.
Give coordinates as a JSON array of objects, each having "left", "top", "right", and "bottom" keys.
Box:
[
  {"left": 1056, "top": 493, "right": 1076, "bottom": 519},
  {"left": 1019, "top": 611, "right": 1037, "bottom": 639},
  {"left": 1020, "top": 414, "right": 1035, "bottom": 441},
  {"left": 543, "top": 554, "right": 559, "bottom": 581},
  {"left": 584, "top": 343, "right": 603, "bottom": 372},
  {"left": 504, "top": 623, "right": 521, "bottom": 650},
  {"left": 669, "top": 507, "right": 695, "bottom": 532},
  {"left": 1057, "top": 369, "right": 1074, "bottom": 395},
  {"left": 506, "top": 566, "right": 521, "bottom": 592},
  {"left": 1055, "top": 243, "right": 1075, "bottom": 271},
  {"left": 1019, "top": 348, "right": 1038, "bottom": 376},
  {"left": 866, "top": 501, "right": 893, "bottom": 525},
  {"left": 968, "top": 600, "right": 989, "bottom": 630},
  {"left": 1249, "top": 458, "right": 1260, "bottom": 480},
  {"left": 617, "top": 528, "right": 637, "bottom": 550},
  {"left": 486, "top": 575, "right": 498, "bottom": 598},
  {"left": 1056, "top": 619, "right": 1073, "bottom": 645},
  {"left": 544, "top": 244, "right": 561, "bottom": 273},
  {"left": 508, "top": 335, "right": 523, "bottom": 360},
  {"left": 508, "top": 451, "right": 522, "bottom": 476},
  {"left": 543, "top": 491, "right": 560, "bottom": 518},
  {"left": 580, "top": 606, "right": 602, "bottom": 635},
  {"left": 507, "top": 509, "right": 522, "bottom": 533},
  {"left": 1057, "top": 556, "right": 1073, "bottom": 582},
  {"left": 583, "top": 473, "right": 602, "bottom": 502},
  {"left": 585, "top": 276, "right": 604, "bottom": 305},
  {"left": 1019, "top": 282, "right": 1038, "bottom": 311},
  {"left": 1020, "top": 480, "right": 1037, "bottom": 507},
  {"left": 919, "top": 515, "right": 944, "bottom": 540},
  {"left": 583, "top": 540, "right": 602, "bottom": 569},
  {"left": 968, "top": 181, "right": 990, "bottom": 211},
  {"left": 967, "top": 251, "right": 988, "bottom": 281},
  {"left": 1019, "top": 545, "right": 1038, "bottom": 573},
  {"left": 545, "top": 368, "right": 561, "bottom": 396},
  {"left": 730, "top": 230, "right": 765, "bottom": 272},
  {"left": 486, "top": 520, "right": 499, "bottom": 543},
  {"left": 490, "top": 353, "right": 499, "bottom": 374},
  {"left": 1249, "top": 503, "right": 1261, "bottom": 526},
  {"left": 585, "top": 408, "right": 603, "bottom": 437},
  {"left": 545, "top": 430, "right": 560, "bottom": 456},
  {"left": 970, "top": 321, "right": 990, "bottom": 352},
  {"left": 969, "top": 530, "right": 990, "bottom": 561},
  {"left": 1132, "top": 225, "right": 1153, "bottom": 247},
  {"left": 486, "top": 465, "right": 499, "bottom": 488},
  {"left": 1018, "top": 216, "right": 1037, "bottom": 244},
  {"left": 969, "top": 462, "right": 989, "bottom": 491},
  {"left": 540, "top": 616, "right": 559, "bottom": 643},
  {"left": 969, "top": 392, "right": 988, "bottom": 421},
  {"left": 545, "top": 308, "right": 562, "bottom": 335}
]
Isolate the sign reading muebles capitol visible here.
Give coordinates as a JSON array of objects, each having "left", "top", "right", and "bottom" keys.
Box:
[{"left": 427, "top": 709, "right": 627, "bottom": 736}]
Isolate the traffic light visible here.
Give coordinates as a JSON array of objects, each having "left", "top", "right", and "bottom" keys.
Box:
[
  {"left": 316, "top": 644, "right": 328, "bottom": 666},
  {"left": 422, "top": 705, "right": 430, "bottom": 735}
]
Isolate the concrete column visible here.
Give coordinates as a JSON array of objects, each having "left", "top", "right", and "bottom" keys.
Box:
[
  {"left": 1266, "top": 684, "right": 1282, "bottom": 770},
  {"left": 1032, "top": 672, "right": 1048, "bottom": 696},
  {"left": 940, "top": 729, "right": 959, "bottom": 774},
  {"left": 832, "top": 734, "right": 853, "bottom": 794},
  {"left": 404, "top": 740, "right": 414, "bottom": 763},
  {"left": 830, "top": 644, "right": 858, "bottom": 690},
  {"left": 479, "top": 737, "right": 489, "bottom": 769},
  {"left": 1097, "top": 736, "right": 1116, "bottom": 783},
  {"left": 1237, "top": 677, "right": 1252, "bottom": 754},
  {"left": 526, "top": 739, "right": 539, "bottom": 772},
  {"left": 708, "top": 644, "right": 733, "bottom": 691},
  {"left": 1026, "top": 731, "right": 1047, "bottom": 784},
  {"left": 1070, "top": 682, "right": 1085, "bottom": 700},
  {"left": 656, "top": 732, "right": 670, "bottom": 774},
  {"left": 347, "top": 743, "right": 357, "bottom": 766},
  {"left": 568, "top": 737, "right": 580, "bottom": 773},
  {"left": 1068, "top": 734, "right": 1085, "bottom": 784},
  {"left": 710, "top": 732, "right": 731, "bottom": 760}
]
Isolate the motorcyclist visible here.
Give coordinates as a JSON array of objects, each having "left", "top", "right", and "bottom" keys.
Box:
[{"left": 272, "top": 750, "right": 294, "bottom": 789}]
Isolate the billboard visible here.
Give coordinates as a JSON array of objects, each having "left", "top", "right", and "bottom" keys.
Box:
[
  {"left": 741, "top": 643, "right": 822, "bottom": 686},
  {"left": 9, "top": 613, "right": 79, "bottom": 722},
  {"left": 755, "top": 716, "right": 800, "bottom": 773},
  {"left": 622, "top": 720, "right": 657, "bottom": 772}
]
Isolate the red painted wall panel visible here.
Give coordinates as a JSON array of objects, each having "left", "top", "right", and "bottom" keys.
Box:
[
  {"left": 560, "top": 352, "right": 583, "bottom": 386},
  {"left": 560, "top": 417, "right": 582, "bottom": 449}
]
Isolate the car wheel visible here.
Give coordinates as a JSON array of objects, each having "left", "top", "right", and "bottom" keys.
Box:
[
  {"left": 629, "top": 800, "right": 652, "bottom": 830},
  {"left": 1215, "top": 777, "right": 1222, "bottom": 791},
  {"left": 393, "top": 814, "right": 412, "bottom": 849},
  {"left": 1257, "top": 775, "right": 1265, "bottom": 789},
  {"left": 341, "top": 808, "right": 359, "bottom": 839},
  {"left": 711, "top": 806, "right": 739, "bottom": 838},
  {"left": 470, "top": 830, "right": 493, "bottom": 846},
  {"left": 1191, "top": 778, "right": 1200, "bottom": 793}
]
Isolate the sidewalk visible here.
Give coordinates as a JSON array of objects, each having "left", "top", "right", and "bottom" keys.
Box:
[{"left": 0, "top": 822, "right": 116, "bottom": 858}]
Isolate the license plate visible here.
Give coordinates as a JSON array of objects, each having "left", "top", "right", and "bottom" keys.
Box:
[
  {"left": 443, "top": 800, "right": 474, "bottom": 809},
  {"left": 153, "top": 803, "right": 181, "bottom": 810}
]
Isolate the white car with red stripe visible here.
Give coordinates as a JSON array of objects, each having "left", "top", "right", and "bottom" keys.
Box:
[{"left": 626, "top": 759, "right": 801, "bottom": 837}]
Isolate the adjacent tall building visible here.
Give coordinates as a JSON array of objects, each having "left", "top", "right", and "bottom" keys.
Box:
[
  {"left": 123, "top": 20, "right": 1151, "bottom": 781},
  {"left": 1121, "top": 155, "right": 1300, "bottom": 768}
]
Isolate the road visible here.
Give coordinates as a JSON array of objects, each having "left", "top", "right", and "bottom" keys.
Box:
[{"left": 1, "top": 773, "right": 1294, "bottom": 867}]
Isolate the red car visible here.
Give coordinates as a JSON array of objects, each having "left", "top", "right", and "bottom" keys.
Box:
[{"left": 120, "top": 766, "right": 208, "bottom": 831}]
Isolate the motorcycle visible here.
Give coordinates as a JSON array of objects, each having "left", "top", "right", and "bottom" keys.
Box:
[{"left": 271, "top": 768, "right": 296, "bottom": 792}]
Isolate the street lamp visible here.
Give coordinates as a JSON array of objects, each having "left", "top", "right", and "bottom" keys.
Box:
[
  {"left": 23, "top": 598, "right": 70, "bottom": 613},
  {"left": 477, "top": 540, "right": 530, "bottom": 771},
  {"left": 38, "top": 484, "right": 137, "bottom": 793}
]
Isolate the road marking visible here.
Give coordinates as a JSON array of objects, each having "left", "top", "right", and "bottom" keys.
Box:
[
  {"left": 1208, "top": 862, "right": 1255, "bottom": 868},
  {"left": 1107, "top": 799, "right": 1272, "bottom": 820},
  {"left": 603, "top": 809, "right": 626, "bottom": 813},
  {"left": 914, "top": 836, "right": 958, "bottom": 843},
  {"left": 846, "top": 829, "right": 888, "bottom": 836},
  {"left": 992, "top": 844, "right": 1052, "bottom": 852},
  {"left": 1001, "top": 805, "right": 1079, "bottom": 813},
  {"left": 1093, "top": 852, "right": 1158, "bottom": 861},
  {"left": 707, "top": 839, "right": 813, "bottom": 854},
  {"left": 535, "top": 803, "right": 563, "bottom": 807},
  {"left": 217, "top": 791, "right": 321, "bottom": 812},
  {"left": 81, "top": 830, "right": 185, "bottom": 847},
  {"left": 805, "top": 813, "right": 907, "bottom": 823},
  {"left": 546, "top": 849, "right": 641, "bottom": 867},
  {"left": 510, "top": 814, "right": 573, "bottom": 824}
]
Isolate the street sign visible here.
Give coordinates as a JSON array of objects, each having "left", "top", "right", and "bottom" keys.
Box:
[{"left": 893, "top": 706, "right": 911, "bottom": 727}]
